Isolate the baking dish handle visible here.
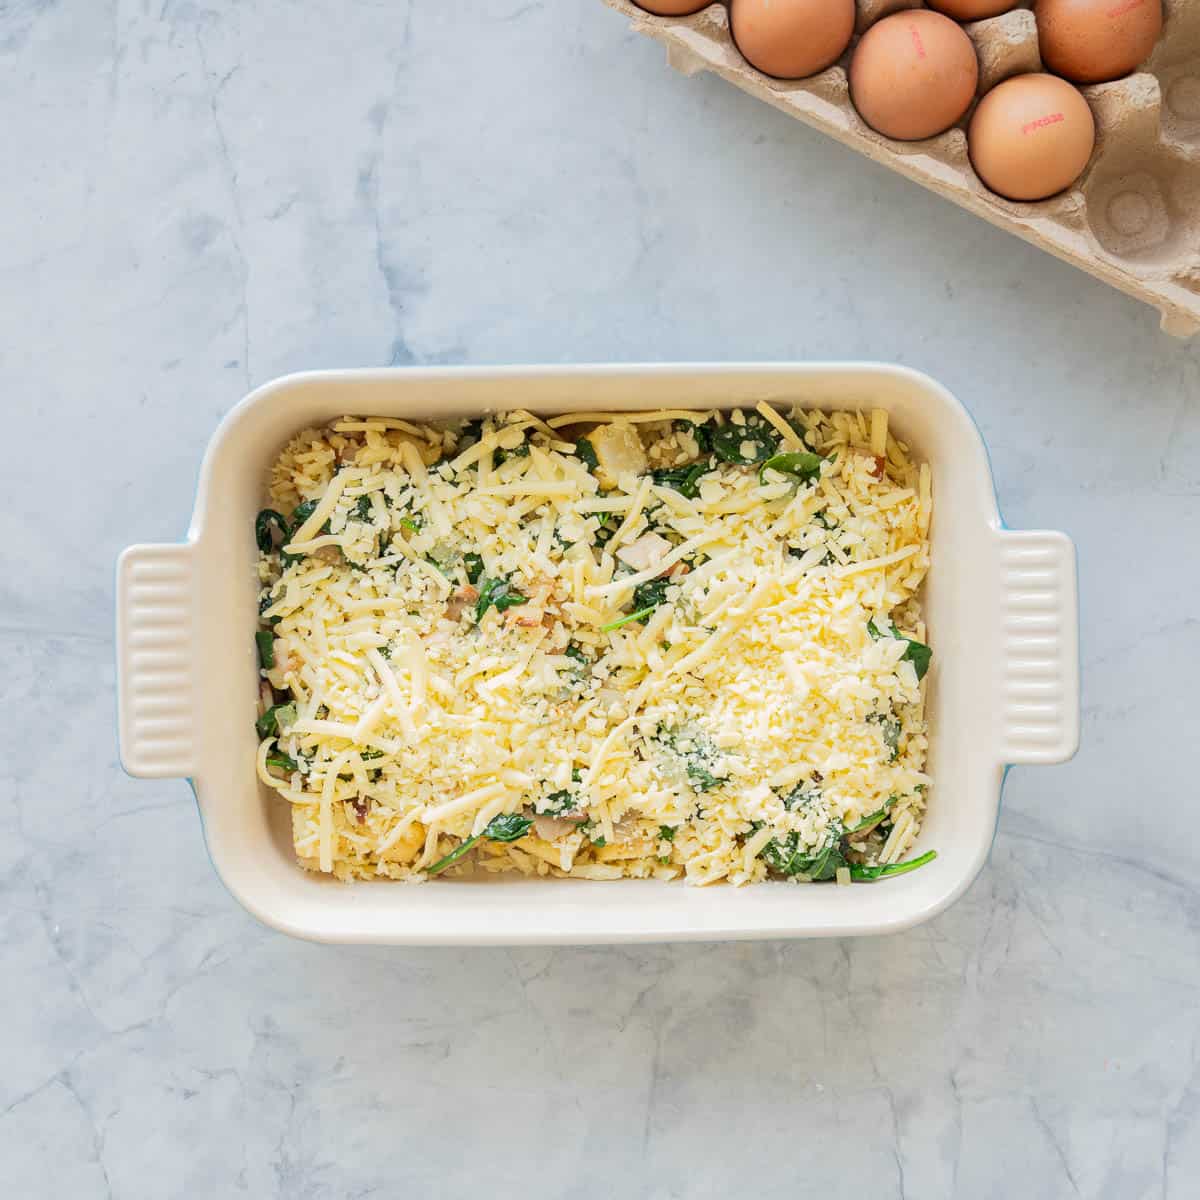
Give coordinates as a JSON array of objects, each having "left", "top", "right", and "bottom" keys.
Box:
[
  {"left": 116, "top": 542, "right": 201, "bottom": 779},
  {"left": 994, "top": 529, "right": 1080, "bottom": 766}
]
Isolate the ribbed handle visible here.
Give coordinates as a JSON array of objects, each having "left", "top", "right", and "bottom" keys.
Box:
[
  {"left": 996, "top": 529, "right": 1080, "bottom": 766},
  {"left": 116, "top": 543, "right": 200, "bottom": 779}
]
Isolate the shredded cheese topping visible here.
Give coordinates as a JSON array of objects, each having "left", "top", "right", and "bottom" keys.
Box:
[{"left": 256, "top": 406, "right": 933, "bottom": 886}]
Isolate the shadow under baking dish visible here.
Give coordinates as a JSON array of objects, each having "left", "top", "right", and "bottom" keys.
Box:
[{"left": 116, "top": 363, "right": 1079, "bottom": 945}]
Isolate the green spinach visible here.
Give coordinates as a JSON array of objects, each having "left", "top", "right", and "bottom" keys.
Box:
[
  {"left": 759, "top": 451, "right": 824, "bottom": 487},
  {"left": 601, "top": 607, "right": 657, "bottom": 633},
  {"left": 845, "top": 795, "right": 898, "bottom": 836},
  {"left": 710, "top": 412, "right": 778, "bottom": 465},
  {"left": 652, "top": 460, "right": 712, "bottom": 499},
  {"left": 867, "top": 712, "right": 902, "bottom": 763},
  {"left": 255, "top": 702, "right": 297, "bottom": 741},
  {"left": 575, "top": 438, "right": 599, "bottom": 471},
  {"left": 632, "top": 576, "right": 671, "bottom": 612},
  {"left": 291, "top": 499, "right": 320, "bottom": 528},
  {"left": 867, "top": 619, "right": 933, "bottom": 681},
  {"left": 458, "top": 418, "right": 484, "bottom": 449},
  {"left": 779, "top": 782, "right": 821, "bottom": 812},
  {"left": 494, "top": 441, "right": 530, "bottom": 467},
  {"left": 426, "top": 812, "right": 535, "bottom": 876},
  {"left": 542, "top": 790, "right": 578, "bottom": 816},
  {"left": 258, "top": 594, "right": 281, "bottom": 627},
  {"left": 657, "top": 727, "right": 723, "bottom": 793},
  {"left": 601, "top": 569, "right": 672, "bottom": 633},
  {"left": 760, "top": 822, "right": 846, "bottom": 880},
  {"left": 463, "top": 552, "right": 485, "bottom": 586},
  {"left": 475, "top": 576, "right": 528, "bottom": 623},
  {"left": 255, "top": 509, "right": 290, "bottom": 554},
  {"left": 255, "top": 631, "right": 275, "bottom": 669},
  {"left": 849, "top": 850, "right": 937, "bottom": 882},
  {"left": 579, "top": 819, "right": 606, "bottom": 848}
]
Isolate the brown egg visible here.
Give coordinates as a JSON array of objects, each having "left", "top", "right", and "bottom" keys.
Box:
[
  {"left": 849, "top": 11, "right": 979, "bottom": 141},
  {"left": 633, "top": 0, "right": 712, "bottom": 14},
  {"left": 968, "top": 73, "right": 1096, "bottom": 200},
  {"left": 1038, "top": 0, "right": 1163, "bottom": 84},
  {"left": 730, "top": 0, "right": 856, "bottom": 80},
  {"left": 927, "top": 0, "right": 1019, "bottom": 18}
]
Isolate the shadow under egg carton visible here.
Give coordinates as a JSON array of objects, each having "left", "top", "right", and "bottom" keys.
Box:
[{"left": 603, "top": 0, "right": 1200, "bottom": 337}]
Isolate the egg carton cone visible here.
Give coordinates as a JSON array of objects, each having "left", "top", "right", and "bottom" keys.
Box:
[{"left": 602, "top": 0, "right": 1200, "bottom": 337}]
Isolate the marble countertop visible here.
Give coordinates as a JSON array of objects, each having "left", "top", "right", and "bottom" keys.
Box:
[{"left": 3, "top": 2, "right": 1198, "bottom": 1196}]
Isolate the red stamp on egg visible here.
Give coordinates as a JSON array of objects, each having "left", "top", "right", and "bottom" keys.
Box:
[
  {"left": 1021, "top": 112, "right": 1065, "bottom": 135},
  {"left": 909, "top": 27, "right": 927, "bottom": 59},
  {"left": 1105, "top": 0, "right": 1145, "bottom": 16}
]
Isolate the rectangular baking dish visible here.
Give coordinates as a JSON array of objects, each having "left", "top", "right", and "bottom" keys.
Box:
[{"left": 116, "top": 363, "right": 1079, "bottom": 945}]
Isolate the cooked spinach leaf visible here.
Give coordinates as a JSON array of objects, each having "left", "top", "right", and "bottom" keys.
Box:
[
  {"left": 258, "top": 594, "right": 281, "bottom": 627},
  {"left": 845, "top": 795, "right": 898, "bottom": 836},
  {"left": 426, "top": 812, "right": 534, "bottom": 876},
  {"left": 673, "top": 418, "right": 713, "bottom": 454},
  {"left": 575, "top": 438, "right": 599, "bottom": 471},
  {"left": 494, "top": 441, "right": 530, "bottom": 467},
  {"left": 867, "top": 619, "right": 933, "bottom": 681},
  {"left": 652, "top": 460, "right": 712, "bottom": 499},
  {"left": 579, "top": 819, "right": 606, "bottom": 848},
  {"left": 255, "top": 702, "right": 297, "bottom": 740},
  {"left": 265, "top": 751, "right": 299, "bottom": 774},
  {"left": 423, "top": 839, "right": 474, "bottom": 876},
  {"left": 475, "top": 576, "right": 528, "bottom": 623},
  {"left": 255, "top": 509, "right": 290, "bottom": 554},
  {"left": 710, "top": 412, "right": 778, "bottom": 465},
  {"left": 255, "top": 631, "right": 275, "bottom": 669},
  {"left": 657, "top": 727, "right": 723, "bottom": 793},
  {"left": 779, "top": 782, "right": 821, "bottom": 812},
  {"left": 463, "top": 552, "right": 485, "bottom": 586},
  {"left": 291, "top": 499, "right": 320, "bottom": 527},
  {"left": 542, "top": 790, "right": 578, "bottom": 816},
  {"left": 632, "top": 575, "right": 671, "bottom": 613},
  {"left": 760, "top": 822, "right": 846, "bottom": 880},
  {"left": 867, "top": 712, "right": 902, "bottom": 763},
  {"left": 458, "top": 418, "right": 484, "bottom": 448},
  {"left": 601, "top": 606, "right": 658, "bottom": 633},
  {"left": 486, "top": 813, "right": 534, "bottom": 842},
  {"left": 759, "top": 451, "right": 824, "bottom": 487},
  {"left": 849, "top": 850, "right": 937, "bottom": 882}
]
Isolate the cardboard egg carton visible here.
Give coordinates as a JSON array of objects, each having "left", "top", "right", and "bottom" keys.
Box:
[{"left": 602, "top": 0, "right": 1200, "bottom": 336}]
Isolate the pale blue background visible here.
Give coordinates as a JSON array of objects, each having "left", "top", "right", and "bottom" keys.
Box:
[{"left": 3, "top": 3, "right": 1198, "bottom": 1197}]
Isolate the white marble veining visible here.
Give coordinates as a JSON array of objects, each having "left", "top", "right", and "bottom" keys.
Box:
[{"left": 2, "top": 2, "right": 1199, "bottom": 1196}]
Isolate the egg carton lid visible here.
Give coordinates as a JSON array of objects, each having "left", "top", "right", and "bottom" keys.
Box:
[{"left": 602, "top": 0, "right": 1200, "bottom": 338}]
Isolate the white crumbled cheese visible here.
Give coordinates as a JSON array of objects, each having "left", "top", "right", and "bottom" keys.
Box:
[{"left": 256, "top": 406, "right": 933, "bottom": 886}]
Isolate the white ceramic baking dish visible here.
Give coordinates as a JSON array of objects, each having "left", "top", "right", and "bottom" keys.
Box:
[{"left": 116, "top": 364, "right": 1079, "bottom": 945}]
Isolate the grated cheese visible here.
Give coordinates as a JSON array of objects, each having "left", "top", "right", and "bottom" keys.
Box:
[{"left": 255, "top": 407, "right": 933, "bottom": 885}]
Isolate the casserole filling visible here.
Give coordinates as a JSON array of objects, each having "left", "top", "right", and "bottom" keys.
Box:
[{"left": 254, "top": 405, "right": 934, "bottom": 885}]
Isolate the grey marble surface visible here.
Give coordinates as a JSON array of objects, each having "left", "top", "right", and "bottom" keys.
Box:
[{"left": 2, "top": 2, "right": 1199, "bottom": 1196}]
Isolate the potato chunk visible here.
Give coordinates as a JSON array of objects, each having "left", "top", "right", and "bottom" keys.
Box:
[{"left": 588, "top": 421, "right": 647, "bottom": 486}]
